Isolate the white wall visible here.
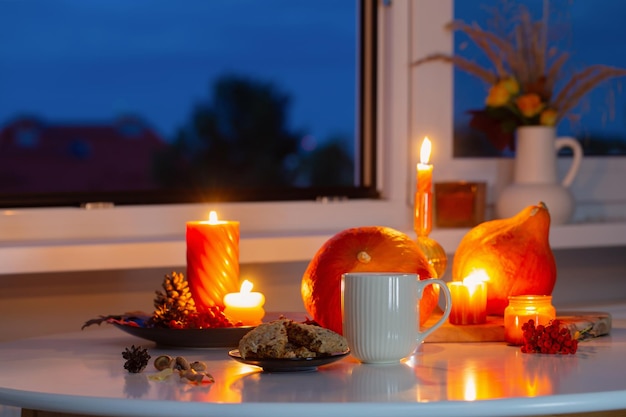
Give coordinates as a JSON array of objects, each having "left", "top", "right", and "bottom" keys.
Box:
[
  {"left": 1, "top": 247, "right": 625, "bottom": 343},
  {"left": 0, "top": 261, "right": 308, "bottom": 343}
]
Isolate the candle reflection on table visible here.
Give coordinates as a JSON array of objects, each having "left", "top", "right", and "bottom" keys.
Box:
[{"left": 446, "top": 361, "right": 504, "bottom": 401}]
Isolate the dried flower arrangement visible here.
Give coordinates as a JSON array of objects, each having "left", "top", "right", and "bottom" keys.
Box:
[{"left": 412, "top": 3, "right": 626, "bottom": 151}]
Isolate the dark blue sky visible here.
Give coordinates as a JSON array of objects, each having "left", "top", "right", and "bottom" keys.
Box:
[{"left": 0, "top": 0, "right": 357, "bottom": 144}]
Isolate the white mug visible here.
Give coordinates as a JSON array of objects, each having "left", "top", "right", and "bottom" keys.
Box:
[{"left": 341, "top": 272, "right": 451, "bottom": 364}]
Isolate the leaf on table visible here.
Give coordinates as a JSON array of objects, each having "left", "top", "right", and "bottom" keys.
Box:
[{"left": 81, "top": 311, "right": 152, "bottom": 330}]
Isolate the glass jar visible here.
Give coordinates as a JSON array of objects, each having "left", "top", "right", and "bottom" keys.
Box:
[{"left": 504, "top": 295, "right": 556, "bottom": 345}]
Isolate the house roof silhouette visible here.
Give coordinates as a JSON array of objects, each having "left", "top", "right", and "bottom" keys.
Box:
[{"left": 0, "top": 116, "right": 167, "bottom": 194}]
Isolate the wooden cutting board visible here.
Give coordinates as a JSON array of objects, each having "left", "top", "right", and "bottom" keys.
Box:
[{"left": 423, "top": 310, "right": 612, "bottom": 343}]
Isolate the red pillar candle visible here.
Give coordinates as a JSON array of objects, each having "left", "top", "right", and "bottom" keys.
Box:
[
  {"left": 186, "top": 211, "right": 240, "bottom": 311},
  {"left": 415, "top": 137, "right": 433, "bottom": 237}
]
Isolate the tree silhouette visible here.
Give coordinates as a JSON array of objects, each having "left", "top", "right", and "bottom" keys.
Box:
[
  {"left": 154, "top": 74, "right": 354, "bottom": 195},
  {"left": 155, "top": 75, "right": 299, "bottom": 189},
  {"left": 298, "top": 136, "right": 354, "bottom": 187}
]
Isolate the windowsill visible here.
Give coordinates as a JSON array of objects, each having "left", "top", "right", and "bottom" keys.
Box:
[{"left": 1, "top": 220, "right": 624, "bottom": 275}]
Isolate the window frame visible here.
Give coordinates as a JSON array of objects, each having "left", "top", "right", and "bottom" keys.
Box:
[
  {"left": 5, "top": 0, "right": 623, "bottom": 250},
  {"left": 0, "top": 0, "right": 379, "bottom": 209},
  {"left": 410, "top": 0, "right": 626, "bottom": 223},
  {"left": 0, "top": 1, "right": 415, "bottom": 244}
]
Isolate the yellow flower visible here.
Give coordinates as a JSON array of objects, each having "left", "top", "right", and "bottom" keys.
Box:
[
  {"left": 486, "top": 84, "right": 511, "bottom": 107},
  {"left": 515, "top": 93, "right": 545, "bottom": 118},
  {"left": 540, "top": 108, "right": 558, "bottom": 126},
  {"left": 501, "top": 77, "right": 520, "bottom": 95},
  {"left": 485, "top": 78, "right": 519, "bottom": 108}
]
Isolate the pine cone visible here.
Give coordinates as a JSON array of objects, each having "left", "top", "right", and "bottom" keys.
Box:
[
  {"left": 151, "top": 272, "right": 197, "bottom": 327},
  {"left": 122, "top": 345, "right": 151, "bottom": 373}
]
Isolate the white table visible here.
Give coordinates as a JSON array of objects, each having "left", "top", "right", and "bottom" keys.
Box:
[{"left": 0, "top": 308, "right": 625, "bottom": 417}]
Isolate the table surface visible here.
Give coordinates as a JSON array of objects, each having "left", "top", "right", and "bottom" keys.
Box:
[{"left": 1, "top": 304, "right": 625, "bottom": 417}]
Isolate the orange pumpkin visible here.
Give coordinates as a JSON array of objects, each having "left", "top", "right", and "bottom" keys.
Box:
[
  {"left": 301, "top": 226, "right": 439, "bottom": 334},
  {"left": 452, "top": 202, "right": 556, "bottom": 315}
]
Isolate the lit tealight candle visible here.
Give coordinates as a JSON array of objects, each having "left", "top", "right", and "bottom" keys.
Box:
[
  {"left": 448, "top": 270, "right": 488, "bottom": 325},
  {"left": 415, "top": 137, "right": 433, "bottom": 236},
  {"left": 223, "top": 280, "right": 266, "bottom": 326}
]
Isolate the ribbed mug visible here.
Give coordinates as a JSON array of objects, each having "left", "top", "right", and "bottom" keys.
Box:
[{"left": 341, "top": 272, "right": 451, "bottom": 364}]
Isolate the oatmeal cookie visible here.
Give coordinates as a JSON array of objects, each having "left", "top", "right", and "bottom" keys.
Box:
[{"left": 238, "top": 319, "right": 348, "bottom": 359}]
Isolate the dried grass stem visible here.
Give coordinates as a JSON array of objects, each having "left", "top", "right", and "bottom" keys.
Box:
[{"left": 412, "top": 3, "right": 626, "bottom": 125}]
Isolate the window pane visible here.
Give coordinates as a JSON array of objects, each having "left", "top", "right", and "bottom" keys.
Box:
[
  {"left": 453, "top": 0, "right": 626, "bottom": 157},
  {"left": 0, "top": 0, "right": 375, "bottom": 207}
]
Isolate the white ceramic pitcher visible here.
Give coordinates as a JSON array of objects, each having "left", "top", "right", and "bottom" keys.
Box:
[{"left": 495, "top": 126, "right": 583, "bottom": 224}]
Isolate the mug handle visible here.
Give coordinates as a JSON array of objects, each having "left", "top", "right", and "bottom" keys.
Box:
[{"left": 416, "top": 278, "right": 451, "bottom": 342}]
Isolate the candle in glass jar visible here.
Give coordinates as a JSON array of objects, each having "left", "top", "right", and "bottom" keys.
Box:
[
  {"left": 415, "top": 137, "right": 433, "bottom": 236},
  {"left": 223, "top": 280, "right": 265, "bottom": 326},
  {"left": 186, "top": 210, "right": 240, "bottom": 311},
  {"left": 504, "top": 295, "right": 556, "bottom": 345},
  {"left": 448, "top": 270, "right": 488, "bottom": 325}
]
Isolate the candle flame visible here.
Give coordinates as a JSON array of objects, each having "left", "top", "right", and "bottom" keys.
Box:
[
  {"left": 464, "top": 269, "right": 488, "bottom": 285},
  {"left": 420, "top": 137, "right": 432, "bottom": 164},
  {"left": 463, "top": 270, "right": 488, "bottom": 296},
  {"left": 240, "top": 279, "right": 253, "bottom": 294},
  {"left": 208, "top": 210, "right": 219, "bottom": 224}
]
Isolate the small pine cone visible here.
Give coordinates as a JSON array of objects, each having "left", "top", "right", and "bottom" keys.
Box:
[
  {"left": 151, "top": 272, "right": 197, "bottom": 327},
  {"left": 122, "top": 345, "right": 151, "bottom": 373}
]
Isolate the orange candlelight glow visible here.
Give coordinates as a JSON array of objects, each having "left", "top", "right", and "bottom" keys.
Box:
[
  {"left": 504, "top": 354, "right": 558, "bottom": 398},
  {"left": 223, "top": 280, "right": 266, "bottom": 326},
  {"left": 448, "top": 270, "right": 488, "bottom": 325},
  {"left": 415, "top": 137, "right": 434, "bottom": 236},
  {"left": 447, "top": 363, "right": 504, "bottom": 401},
  {"left": 504, "top": 295, "right": 556, "bottom": 345},
  {"left": 417, "top": 137, "right": 433, "bottom": 193},
  {"left": 186, "top": 210, "right": 240, "bottom": 311}
]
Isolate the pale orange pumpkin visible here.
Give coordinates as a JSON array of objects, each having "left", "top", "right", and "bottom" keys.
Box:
[
  {"left": 301, "top": 226, "right": 439, "bottom": 334},
  {"left": 452, "top": 202, "right": 556, "bottom": 315}
]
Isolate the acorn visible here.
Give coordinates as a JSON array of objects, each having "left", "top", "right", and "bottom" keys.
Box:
[
  {"left": 190, "top": 361, "right": 207, "bottom": 371},
  {"left": 153, "top": 355, "right": 173, "bottom": 371},
  {"left": 173, "top": 356, "right": 190, "bottom": 371}
]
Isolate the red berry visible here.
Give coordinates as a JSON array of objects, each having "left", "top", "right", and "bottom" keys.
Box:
[{"left": 520, "top": 318, "right": 578, "bottom": 355}]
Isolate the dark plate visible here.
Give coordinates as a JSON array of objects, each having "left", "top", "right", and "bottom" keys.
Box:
[
  {"left": 113, "top": 324, "right": 254, "bottom": 348},
  {"left": 228, "top": 349, "right": 350, "bottom": 372}
]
